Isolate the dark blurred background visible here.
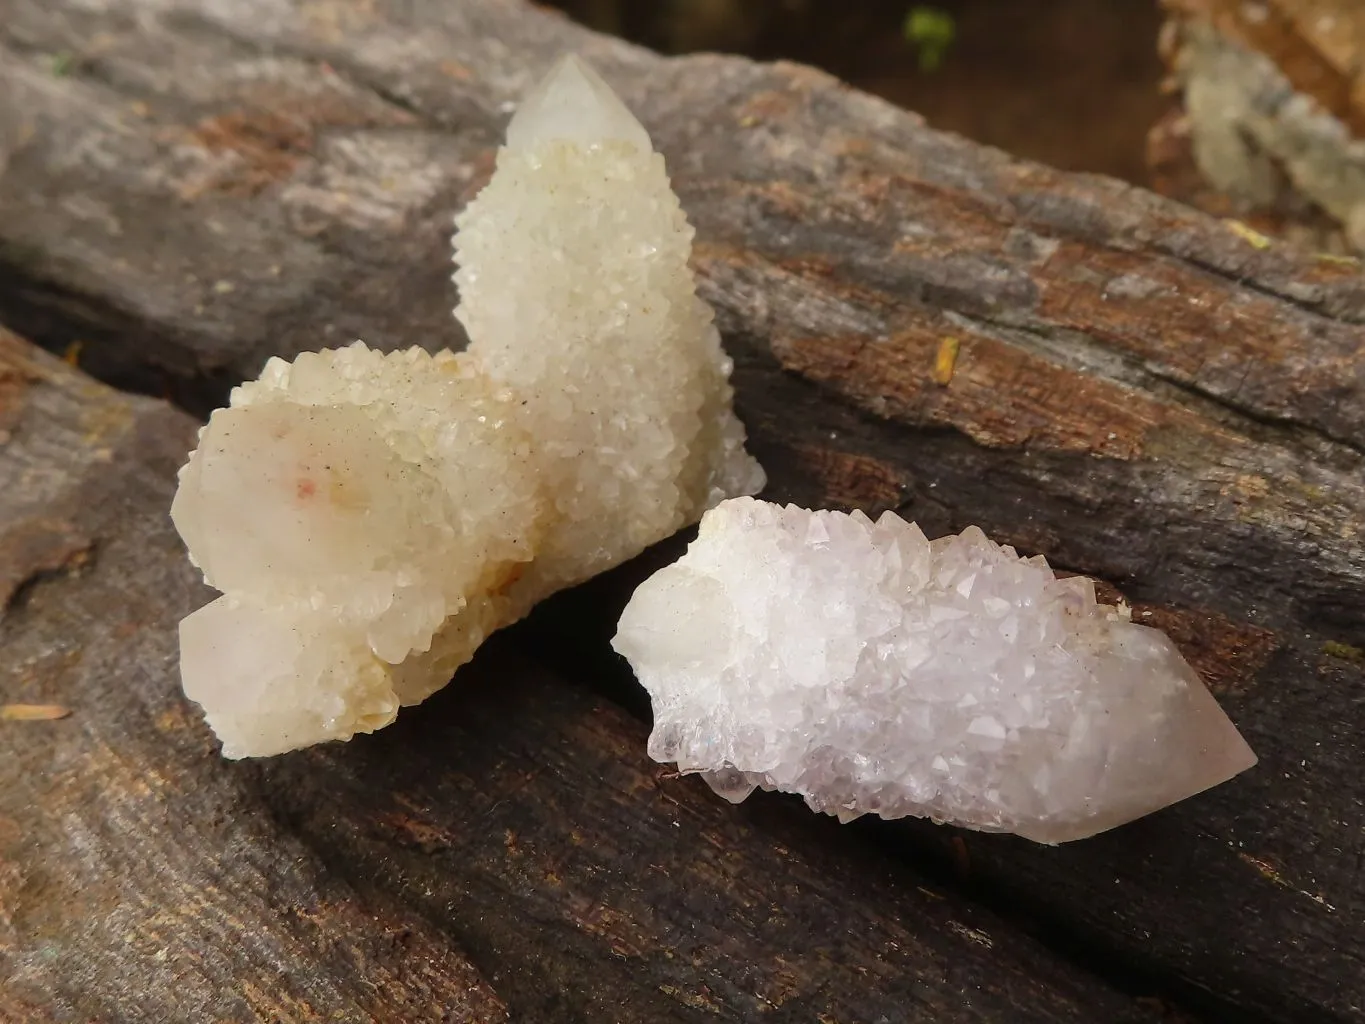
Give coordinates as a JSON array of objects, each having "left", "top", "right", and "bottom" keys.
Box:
[{"left": 546, "top": 0, "right": 1165, "bottom": 184}]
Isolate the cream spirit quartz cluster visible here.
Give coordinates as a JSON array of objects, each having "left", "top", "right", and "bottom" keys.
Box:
[
  {"left": 613, "top": 498, "right": 1257, "bottom": 843},
  {"left": 171, "top": 57, "right": 764, "bottom": 757}
]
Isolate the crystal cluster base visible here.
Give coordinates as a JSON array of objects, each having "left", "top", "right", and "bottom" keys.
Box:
[{"left": 171, "top": 58, "right": 763, "bottom": 757}]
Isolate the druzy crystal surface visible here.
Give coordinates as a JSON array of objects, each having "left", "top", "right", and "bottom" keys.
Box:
[
  {"left": 613, "top": 498, "right": 1256, "bottom": 843},
  {"left": 171, "top": 57, "right": 763, "bottom": 758}
]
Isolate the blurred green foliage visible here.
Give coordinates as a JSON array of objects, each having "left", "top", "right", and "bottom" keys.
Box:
[{"left": 903, "top": 6, "right": 956, "bottom": 72}]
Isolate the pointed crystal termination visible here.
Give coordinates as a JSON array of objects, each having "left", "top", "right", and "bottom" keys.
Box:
[
  {"left": 506, "top": 54, "right": 652, "bottom": 152},
  {"left": 171, "top": 58, "right": 763, "bottom": 758},
  {"left": 612, "top": 497, "right": 1257, "bottom": 844}
]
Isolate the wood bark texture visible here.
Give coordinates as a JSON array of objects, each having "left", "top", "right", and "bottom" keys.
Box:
[{"left": 0, "top": 1, "right": 1363, "bottom": 1022}]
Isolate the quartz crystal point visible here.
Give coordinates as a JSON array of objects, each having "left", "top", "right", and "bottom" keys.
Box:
[
  {"left": 171, "top": 56, "right": 764, "bottom": 758},
  {"left": 453, "top": 55, "right": 764, "bottom": 586},
  {"left": 612, "top": 498, "right": 1257, "bottom": 844}
]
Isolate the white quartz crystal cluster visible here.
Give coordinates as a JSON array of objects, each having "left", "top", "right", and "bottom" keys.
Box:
[
  {"left": 613, "top": 498, "right": 1256, "bottom": 843},
  {"left": 171, "top": 57, "right": 764, "bottom": 758}
]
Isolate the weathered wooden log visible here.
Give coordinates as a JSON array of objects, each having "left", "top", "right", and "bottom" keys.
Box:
[
  {"left": 0, "top": 329, "right": 1162, "bottom": 1021},
  {"left": 1, "top": 1, "right": 1363, "bottom": 1021}
]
